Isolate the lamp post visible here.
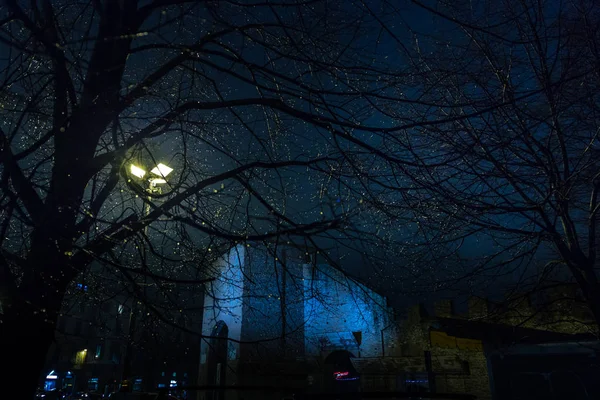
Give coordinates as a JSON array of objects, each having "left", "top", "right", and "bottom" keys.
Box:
[
  {"left": 129, "top": 162, "right": 173, "bottom": 242},
  {"left": 120, "top": 162, "right": 173, "bottom": 391}
]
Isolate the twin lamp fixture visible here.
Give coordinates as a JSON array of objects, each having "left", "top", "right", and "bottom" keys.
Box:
[{"left": 130, "top": 163, "right": 173, "bottom": 187}]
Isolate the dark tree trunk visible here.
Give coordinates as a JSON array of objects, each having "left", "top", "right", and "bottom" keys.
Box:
[
  {"left": 0, "top": 231, "right": 74, "bottom": 399},
  {"left": 0, "top": 274, "right": 66, "bottom": 400}
]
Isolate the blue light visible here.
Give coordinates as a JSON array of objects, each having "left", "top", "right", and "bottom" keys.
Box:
[{"left": 304, "top": 265, "right": 388, "bottom": 356}]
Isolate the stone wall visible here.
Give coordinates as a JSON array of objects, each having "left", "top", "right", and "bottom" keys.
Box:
[
  {"left": 198, "top": 243, "right": 396, "bottom": 397},
  {"left": 240, "top": 245, "right": 306, "bottom": 361},
  {"left": 429, "top": 345, "right": 491, "bottom": 400},
  {"left": 392, "top": 287, "right": 597, "bottom": 400},
  {"left": 466, "top": 286, "right": 594, "bottom": 334},
  {"left": 303, "top": 263, "right": 394, "bottom": 358},
  {"left": 394, "top": 304, "right": 492, "bottom": 400},
  {"left": 199, "top": 245, "right": 245, "bottom": 390}
]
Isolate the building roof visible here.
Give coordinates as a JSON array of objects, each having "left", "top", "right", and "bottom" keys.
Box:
[{"left": 429, "top": 316, "right": 598, "bottom": 347}]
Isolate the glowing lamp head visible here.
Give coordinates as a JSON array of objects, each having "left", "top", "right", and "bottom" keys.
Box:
[
  {"left": 150, "top": 163, "right": 173, "bottom": 178},
  {"left": 149, "top": 178, "right": 167, "bottom": 186},
  {"left": 130, "top": 165, "right": 146, "bottom": 179}
]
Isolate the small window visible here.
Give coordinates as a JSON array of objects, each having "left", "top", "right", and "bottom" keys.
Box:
[
  {"left": 304, "top": 252, "right": 313, "bottom": 264},
  {"left": 75, "top": 349, "right": 87, "bottom": 364},
  {"left": 118, "top": 304, "right": 124, "bottom": 314},
  {"left": 88, "top": 378, "right": 99, "bottom": 391}
]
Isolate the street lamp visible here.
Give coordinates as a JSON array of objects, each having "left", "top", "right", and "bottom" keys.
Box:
[
  {"left": 121, "top": 162, "right": 174, "bottom": 390},
  {"left": 129, "top": 165, "right": 146, "bottom": 179},
  {"left": 129, "top": 162, "right": 173, "bottom": 192},
  {"left": 150, "top": 163, "right": 173, "bottom": 178},
  {"left": 129, "top": 161, "right": 173, "bottom": 222}
]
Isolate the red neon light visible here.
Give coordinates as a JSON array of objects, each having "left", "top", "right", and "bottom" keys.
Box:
[{"left": 333, "top": 371, "right": 349, "bottom": 380}]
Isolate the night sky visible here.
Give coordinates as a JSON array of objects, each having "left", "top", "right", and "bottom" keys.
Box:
[{"left": 1, "top": 0, "right": 596, "bottom": 325}]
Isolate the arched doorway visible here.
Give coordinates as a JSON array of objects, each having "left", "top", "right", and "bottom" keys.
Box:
[
  {"left": 206, "top": 321, "right": 228, "bottom": 400},
  {"left": 323, "top": 350, "right": 360, "bottom": 397}
]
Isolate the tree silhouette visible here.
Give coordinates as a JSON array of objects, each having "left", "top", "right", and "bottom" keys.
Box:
[
  {"left": 377, "top": 0, "right": 600, "bottom": 330},
  {"left": 0, "top": 0, "right": 398, "bottom": 395}
]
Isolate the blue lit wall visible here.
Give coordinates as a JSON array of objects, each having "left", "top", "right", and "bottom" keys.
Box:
[
  {"left": 200, "top": 245, "right": 245, "bottom": 366},
  {"left": 240, "top": 245, "right": 306, "bottom": 361},
  {"left": 303, "top": 264, "right": 394, "bottom": 358},
  {"left": 200, "top": 244, "right": 396, "bottom": 370}
]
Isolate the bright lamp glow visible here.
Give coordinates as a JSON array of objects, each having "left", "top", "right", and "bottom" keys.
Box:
[
  {"left": 149, "top": 178, "right": 167, "bottom": 185},
  {"left": 150, "top": 163, "right": 173, "bottom": 178},
  {"left": 130, "top": 165, "right": 146, "bottom": 179}
]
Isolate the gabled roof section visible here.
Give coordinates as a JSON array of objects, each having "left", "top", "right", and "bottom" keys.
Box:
[{"left": 429, "top": 316, "right": 597, "bottom": 347}]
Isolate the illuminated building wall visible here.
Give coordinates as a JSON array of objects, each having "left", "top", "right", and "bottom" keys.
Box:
[
  {"left": 200, "top": 243, "right": 394, "bottom": 368},
  {"left": 303, "top": 265, "right": 394, "bottom": 358},
  {"left": 200, "top": 245, "right": 246, "bottom": 367},
  {"left": 240, "top": 245, "right": 308, "bottom": 361}
]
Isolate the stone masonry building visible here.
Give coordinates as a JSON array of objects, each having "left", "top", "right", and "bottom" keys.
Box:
[
  {"left": 198, "top": 243, "right": 600, "bottom": 400},
  {"left": 198, "top": 243, "right": 396, "bottom": 400}
]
